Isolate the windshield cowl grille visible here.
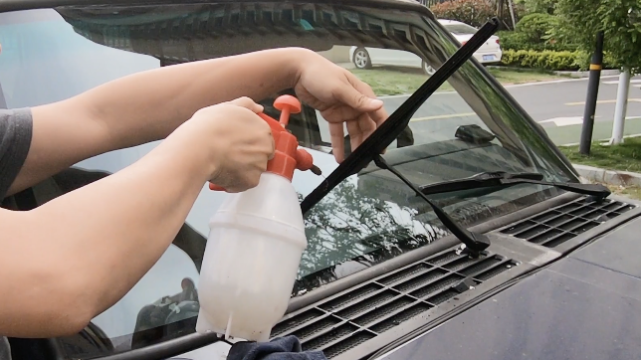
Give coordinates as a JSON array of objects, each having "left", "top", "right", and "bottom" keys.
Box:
[
  {"left": 270, "top": 247, "right": 518, "bottom": 359},
  {"left": 500, "top": 196, "right": 637, "bottom": 248}
]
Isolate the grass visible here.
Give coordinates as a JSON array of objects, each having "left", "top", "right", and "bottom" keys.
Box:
[
  {"left": 558, "top": 137, "right": 641, "bottom": 201},
  {"left": 349, "top": 66, "right": 564, "bottom": 96},
  {"left": 557, "top": 136, "right": 641, "bottom": 173},
  {"left": 604, "top": 183, "right": 641, "bottom": 200}
]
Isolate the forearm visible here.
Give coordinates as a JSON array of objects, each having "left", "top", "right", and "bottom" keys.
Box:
[
  {"left": 74, "top": 47, "right": 308, "bottom": 147},
  {"left": 0, "top": 132, "right": 210, "bottom": 337},
  {"left": 7, "top": 47, "right": 309, "bottom": 196}
]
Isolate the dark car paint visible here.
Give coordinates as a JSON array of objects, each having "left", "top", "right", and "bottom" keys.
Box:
[{"left": 378, "top": 215, "right": 641, "bottom": 360}]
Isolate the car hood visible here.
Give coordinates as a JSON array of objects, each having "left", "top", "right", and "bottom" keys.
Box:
[
  {"left": 175, "top": 197, "right": 641, "bottom": 360},
  {"left": 376, "top": 213, "right": 641, "bottom": 360}
]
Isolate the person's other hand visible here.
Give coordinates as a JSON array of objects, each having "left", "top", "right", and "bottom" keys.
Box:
[
  {"left": 180, "top": 97, "right": 275, "bottom": 193},
  {"left": 292, "top": 49, "right": 389, "bottom": 163}
]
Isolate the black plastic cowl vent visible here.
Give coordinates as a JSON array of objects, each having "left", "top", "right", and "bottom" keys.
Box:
[
  {"left": 500, "top": 196, "right": 636, "bottom": 248},
  {"left": 270, "top": 248, "right": 518, "bottom": 358}
]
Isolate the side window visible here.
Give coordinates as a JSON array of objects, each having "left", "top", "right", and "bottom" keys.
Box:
[{"left": 2, "top": 168, "right": 205, "bottom": 357}]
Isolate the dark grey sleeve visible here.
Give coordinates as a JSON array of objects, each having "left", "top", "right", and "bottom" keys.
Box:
[
  {"left": 0, "top": 108, "right": 33, "bottom": 200},
  {"left": 0, "top": 336, "right": 11, "bottom": 360}
]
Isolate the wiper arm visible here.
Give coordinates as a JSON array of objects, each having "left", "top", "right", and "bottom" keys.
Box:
[
  {"left": 374, "top": 156, "right": 490, "bottom": 256},
  {"left": 420, "top": 171, "right": 611, "bottom": 199},
  {"left": 301, "top": 18, "right": 501, "bottom": 257}
]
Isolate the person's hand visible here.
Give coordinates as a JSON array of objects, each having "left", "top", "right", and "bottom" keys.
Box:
[
  {"left": 180, "top": 97, "right": 275, "bottom": 193},
  {"left": 292, "top": 49, "right": 389, "bottom": 162}
]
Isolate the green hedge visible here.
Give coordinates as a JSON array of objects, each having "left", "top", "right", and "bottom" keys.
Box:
[
  {"left": 496, "top": 14, "right": 579, "bottom": 52},
  {"left": 429, "top": 0, "right": 496, "bottom": 28},
  {"left": 501, "top": 49, "right": 616, "bottom": 71},
  {"left": 501, "top": 49, "right": 579, "bottom": 70},
  {"left": 497, "top": 30, "right": 578, "bottom": 52}
]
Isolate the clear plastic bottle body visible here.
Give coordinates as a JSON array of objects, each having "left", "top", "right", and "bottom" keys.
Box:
[{"left": 196, "top": 172, "right": 307, "bottom": 342}]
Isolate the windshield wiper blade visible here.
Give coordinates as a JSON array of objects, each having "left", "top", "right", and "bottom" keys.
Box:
[
  {"left": 420, "top": 171, "right": 611, "bottom": 199},
  {"left": 301, "top": 17, "right": 501, "bottom": 213},
  {"left": 301, "top": 18, "right": 501, "bottom": 258}
]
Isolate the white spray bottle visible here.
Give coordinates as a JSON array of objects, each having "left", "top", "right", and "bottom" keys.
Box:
[{"left": 195, "top": 95, "right": 316, "bottom": 342}]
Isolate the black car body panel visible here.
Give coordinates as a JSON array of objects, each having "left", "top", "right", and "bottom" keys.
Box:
[
  {"left": 378, "top": 215, "right": 641, "bottom": 360},
  {"left": 151, "top": 201, "right": 641, "bottom": 360}
]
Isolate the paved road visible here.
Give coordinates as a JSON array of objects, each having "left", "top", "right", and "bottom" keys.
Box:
[
  {"left": 380, "top": 75, "right": 641, "bottom": 146},
  {"left": 508, "top": 75, "right": 641, "bottom": 125}
]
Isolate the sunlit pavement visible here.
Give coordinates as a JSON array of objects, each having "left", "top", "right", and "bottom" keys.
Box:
[{"left": 383, "top": 75, "right": 641, "bottom": 146}]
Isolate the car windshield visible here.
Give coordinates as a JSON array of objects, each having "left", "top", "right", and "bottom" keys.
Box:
[
  {"left": 0, "top": 2, "right": 577, "bottom": 357},
  {"left": 442, "top": 22, "right": 479, "bottom": 35}
]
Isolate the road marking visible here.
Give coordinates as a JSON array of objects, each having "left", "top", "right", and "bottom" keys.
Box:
[
  {"left": 379, "top": 91, "right": 455, "bottom": 99},
  {"left": 565, "top": 98, "right": 641, "bottom": 106},
  {"left": 503, "top": 75, "right": 623, "bottom": 88},
  {"left": 539, "top": 115, "right": 641, "bottom": 128},
  {"left": 377, "top": 75, "right": 632, "bottom": 100},
  {"left": 603, "top": 79, "right": 641, "bottom": 85},
  {"left": 410, "top": 112, "right": 476, "bottom": 122},
  {"left": 539, "top": 117, "right": 587, "bottom": 127}
]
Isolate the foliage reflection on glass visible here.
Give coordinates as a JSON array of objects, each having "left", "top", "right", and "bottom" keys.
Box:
[{"left": 295, "top": 171, "right": 450, "bottom": 294}]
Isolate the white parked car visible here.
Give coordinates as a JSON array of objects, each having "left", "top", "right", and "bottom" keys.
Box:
[{"left": 349, "top": 19, "right": 502, "bottom": 75}]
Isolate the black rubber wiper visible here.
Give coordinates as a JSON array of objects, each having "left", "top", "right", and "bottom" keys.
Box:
[
  {"left": 302, "top": 18, "right": 502, "bottom": 257},
  {"left": 420, "top": 171, "right": 611, "bottom": 198}
]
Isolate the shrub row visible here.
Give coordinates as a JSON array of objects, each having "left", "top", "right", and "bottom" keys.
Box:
[
  {"left": 497, "top": 30, "right": 577, "bottom": 52},
  {"left": 501, "top": 49, "right": 579, "bottom": 70},
  {"left": 429, "top": 0, "right": 496, "bottom": 28},
  {"left": 496, "top": 13, "right": 578, "bottom": 52},
  {"left": 500, "top": 49, "right": 616, "bottom": 71},
  {"left": 429, "top": 0, "right": 524, "bottom": 29}
]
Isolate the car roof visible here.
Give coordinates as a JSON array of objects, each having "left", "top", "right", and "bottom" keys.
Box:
[{"left": 437, "top": 19, "right": 467, "bottom": 25}]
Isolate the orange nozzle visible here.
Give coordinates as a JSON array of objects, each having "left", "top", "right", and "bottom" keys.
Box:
[{"left": 209, "top": 95, "right": 315, "bottom": 192}]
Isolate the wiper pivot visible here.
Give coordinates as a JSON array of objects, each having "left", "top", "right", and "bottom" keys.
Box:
[
  {"left": 374, "top": 155, "right": 490, "bottom": 257},
  {"left": 420, "top": 171, "right": 611, "bottom": 200}
]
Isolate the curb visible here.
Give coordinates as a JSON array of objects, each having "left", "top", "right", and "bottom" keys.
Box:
[
  {"left": 554, "top": 69, "right": 621, "bottom": 78},
  {"left": 556, "top": 131, "right": 641, "bottom": 147},
  {"left": 573, "top": 164, "right": 641, "bottom": 187}
]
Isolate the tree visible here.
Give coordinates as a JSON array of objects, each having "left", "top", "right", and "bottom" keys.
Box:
[
  {"left": 514, "top": 0, "right": 558, "bottom": 15},
  {"left": 554, "top": 0, "right": 641, "bottom": 74},
  {"left": 553, "top": 0, "right": 640, "bottom": 144},
  {"left": 429, "top": 0, "right": 496, "bottom": 28},
  {"left": 293, "top": 176, "right": 450, "bottom": 294}
]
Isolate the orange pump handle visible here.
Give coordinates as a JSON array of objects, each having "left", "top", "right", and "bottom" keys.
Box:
[{"left": 209, "top": 95, "right": 314, "bottom": 192}]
